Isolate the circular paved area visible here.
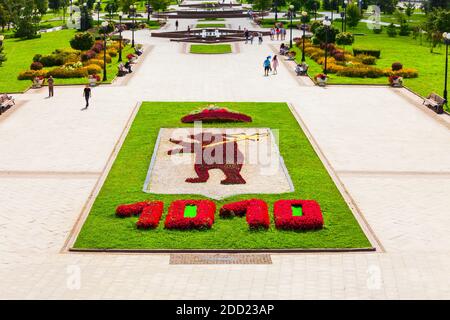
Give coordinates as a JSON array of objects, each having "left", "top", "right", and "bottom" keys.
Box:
[{"left": 0, "top": 17, "right": 449, "bottom": 299}]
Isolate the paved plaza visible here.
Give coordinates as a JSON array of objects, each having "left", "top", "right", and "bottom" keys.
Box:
[{"left": 0, "top": 17, "right": 449, "bottom": 299}]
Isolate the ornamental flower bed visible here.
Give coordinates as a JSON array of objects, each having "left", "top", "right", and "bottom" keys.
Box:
[
  {"left": 273, "top": 199, "right": 323, "bottom": 230},
  {"left": 220, "top": 199, "right": 270, "bottom": 230},
  {"left": 115, "top": 201, "right": 152, "bottom": 217},
  {"left": 136, "top": 201, "right": 164, "bottom": 229},
  {"left": 181, "top": 105, "right": 252, "bottom": 123},
  {"left": 165, "top": 200, "right": 216, "bottom": 230}
]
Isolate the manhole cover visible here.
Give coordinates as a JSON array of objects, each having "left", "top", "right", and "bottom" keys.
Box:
[{"left": 170, "top": 254, "right": 272, "bottom": 265}]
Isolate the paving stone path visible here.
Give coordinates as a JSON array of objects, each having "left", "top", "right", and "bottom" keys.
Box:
[{"left": 0, "top": 18, "right": 449, "bottom": 299}]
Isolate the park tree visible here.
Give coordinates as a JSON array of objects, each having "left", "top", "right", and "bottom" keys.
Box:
[
  {"left": 48, "top": 0, "right": 60, "bottom": 11},
  {"left": 105, "top": 0, "right": 119, "bottom": 16},
  {"left": 422, "top": 0, "right": 449, "bottom": 12},
  {"left": 253, "top": 0, "right": 272, "bottom": 14},
  {"left": 422, "top": 8, "right": 450, "bottom": 52},
  {"left": 149, "top": 0, "right": 170, "bottom": 13},
  {"left": 121, "top": 0, "right": 134, "bottom": 13},
  {"left": 13, "top": 0, "right": 40, "bottom": 38},
  {"left": 368, "top": 0, "right": 398, "bottom": 14},
  {"left": 346, "top": 3, "right": 361, "bottom": 29},
  {"left": 404, "top": 1, "right": 414, "bottom": 17},
  {"left": 34, "top": 0, "right": 49, "bottom": 15}
]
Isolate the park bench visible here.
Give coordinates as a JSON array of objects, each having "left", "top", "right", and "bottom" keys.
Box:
[
  {"left": 0, "top": 94, "right": 15, "bottom": 115},
  {"left": 423, "top": 92, "right": 445, "bottom": 114}
]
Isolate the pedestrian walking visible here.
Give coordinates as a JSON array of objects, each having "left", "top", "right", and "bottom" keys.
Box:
[
  {"left": 175, "top": 20, "right": 179, "bottom": 31},
  {"left": 272, "top": 55, "right": 279, "bottom": 75},
  {"left": 258, "top": 32, "right": 263, "bottom": 45},
  {"left": 83, "top": 85, "right": 91, "bottom": 109},
  {"left": 263, "top": 56, "right": 271, "bottom": 76},
  {"left": 47, "top": 75, "right": 54, "bottom": 97},
  {"left": 270, "top": 28, "right": 275, "bottom": 40},
  {"left": 281, "top": 27, "right": 286, "bottom": 40},
  {"left": 244, "top": 29, "right": 249, "bottom": 44},
  {"left": 249, "top": 32, "right": 254, "bottom": 44},
  {"left": 276, "top": 27, "right": 280, "bottom": 40}
]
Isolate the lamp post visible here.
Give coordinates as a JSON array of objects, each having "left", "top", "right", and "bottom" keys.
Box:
[
  {"left": 313, "top": 2, "right": 317, "bottom": 20},
  {"left": 443, "top": 32, "right": 450, "bottom": 104},
  {"left": 274, "top": 0, "right": 278, "bottom": 22},
  {"left": 323, "top": 19, "right": 331, "bottom": 74},
  {"left": 343, "top": 0, "right": 348, "bottom": 32},
  {"left": 101, "top": 21, "right": 109, "bottom": 81},
  {"left": 118, "top": 11, "right": 123, "bottom": 62},
  {"left": 301, "top": 11, "right": 308, "bottom": 62},
  {"left": 96, "top": 1, "right": 101, "bottom": 26},
  {"left": 147, "top": 0, "right": 151, "bottom": 23},
  {"left": 81, "top": 2, "right": 88, "bottom": 31},
  {"left": 289, "top": 4, "right": 294, "bottom": 49},
  {"left": 130, "top": 4, "right": 136, "bottom": 48}
]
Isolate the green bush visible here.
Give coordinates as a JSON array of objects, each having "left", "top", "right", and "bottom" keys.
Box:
[
  {"left": 17, "top": 69, "right": 49, "bottom": 80},
  {"left": 336, "top": 32, "right": 354, "bottom": 46},
  {"left": 352, "top": 48, "right": 381, "bottom": 59},
  {"left": 337, "top": 66, "right": 384, "bottom": 78},
  {"left": 399, "top": 24, "right": 411, "bottom": 36},
  {"left": 373, "top": 27, "right": 382, "bottom": 34},
  {"left": 387, "top": 23, "right": 397, "bottom": 37},
  {"left": 313, "top": 25, "right": 340, "bottom": 44},
  {"left": 47, "top": 67, "right": 88, "bottom": 78},
  {"left": 38, "top": 54, "right": 65, "bottom": 67},
  {"left": 70, "top": 32, "right": 95, "bottom": 51},
  {"left": 356, "top": 54, "right": 376, "bottom": 65}
]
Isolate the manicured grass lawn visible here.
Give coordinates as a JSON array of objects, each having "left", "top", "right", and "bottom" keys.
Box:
[
  {"left": 291, "top": 21, "right": 449, "bottom": 109},
  {"left": 74, "top": 102, "right": 371, "bottom": 250},
  {"left": 198, "top": 18, "right": 225, "bottom": 21},
  {"left": 190, "top": 44, "right": 232, "bottom": 54},
  {"left": 0, "top": 29, "right": 76, "bottom": 93},
  {"left": 195, "top": 23, "right": 227, "bottom": 28}
]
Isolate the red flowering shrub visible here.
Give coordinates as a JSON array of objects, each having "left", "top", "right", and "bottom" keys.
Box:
[
  {"left": 165, "top": 200, "right": 215, "bottom": 230},
  {"left": 136, "top": 201, "right": 164, "bottom": 229},
  {"left": 181, "top": 107, "right": 252, "bottom": 123},
  {"left": 273, "top": 200, "right": 323, "bottom": 230},
  {"left": 115, "top": 201, "right": 151, "bottom": 217},
  {"left": 220, "top": 199, "right": 269, "bottom": 230},
  {"left": 246, "top": 199, "right": 269, "bottom": 230}
]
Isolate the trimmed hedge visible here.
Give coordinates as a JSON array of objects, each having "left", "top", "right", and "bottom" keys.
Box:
[{"left": 353, "top": 48, "right": 381, "bottom": 59}]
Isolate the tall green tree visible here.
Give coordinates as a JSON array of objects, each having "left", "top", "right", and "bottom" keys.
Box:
[
  {"left": 422, "top": 8, "right": 450, "bottom": 52},
  {"left": 149, "top": 0, "right": 170, "bottom": 13},
  {"left": 346, "top": 3, "right": 361, "bottom": 29}
]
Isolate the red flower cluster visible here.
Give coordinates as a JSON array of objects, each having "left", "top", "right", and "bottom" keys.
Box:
[
  {"left": 220, "top": 199, "right": 269, "bottom": 230},
  {"left": 181, "top": 108, "right": 252, "bottom": 123},
  {"left": 115, "top": 201, "right": 151, "bottom": 217},
  {"left": 165, "top": 200, "right": 216, "bottom": 230},
  {"left": 273, "top": 200, "right": 323, "bottom": 230},
  {"left": 136, "top": 201, "right": 164, "bottom": 229}
]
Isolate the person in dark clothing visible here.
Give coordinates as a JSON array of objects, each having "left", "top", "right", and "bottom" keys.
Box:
[
  {"left": 175, "top": 20, "right": 179, "bottom": 31},
  {"left": 47, "top": 76, "right": 54, "bottom": 97},
  {"left": 83, "top": 85, "right": 91, "bottom": 109},
  {"left": 124, "top": 61, "right": 132, "bottom": 73}
]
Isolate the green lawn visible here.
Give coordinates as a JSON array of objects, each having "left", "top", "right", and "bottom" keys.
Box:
[
  {"left": 292, "top": 21, "right": 449, "bottom": 106},
  {"left": 198, "top": 18, "right": 225, "bottom": 21},
  {"left": 195, "top": 23, "right": 227, "bottom": 28},
  {"left": 73, "top": 102, "right": 371, "bottom": 250},
  {"left": 190, "top": 44, "right": 232, "bottom": 54},
  {"left": 0, "top": 29, "right": 76, "bottom": 93}
]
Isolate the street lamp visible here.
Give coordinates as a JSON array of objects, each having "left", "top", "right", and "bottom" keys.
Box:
[
  {"left": 301, "top": 11, "right": 308, "bottom": 62},
  {"left": 323, "top": 19, "right": 332, "bottom": 74},
  {"left": 343, "top": 0, "right": 348, "bottom": 32},
  {"left": 130, "top": 4, "right": 136, "bottom": 48},
  {"left": 118, "top": 11, "right": 123, "bottom": 62},
  {"left": 289, "top": 4, "right": 294, "bottom": 49},
  {"left": 147, "top": 0, "right": 151, "bottom": 23},
  {"left": 101, "top": 21, "right": 109, "bottom": 81},
  {"left": 96, "top": 1, "right": 101, "bottom": 26},
  {"left": 274, "top": 0, "right": 278, "bottom": 22},
  {"left": 443, "top": 32, "right": 450, "bottom": 104}
]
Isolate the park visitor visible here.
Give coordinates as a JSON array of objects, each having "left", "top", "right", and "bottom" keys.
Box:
[
  {"left": 83, "top": 85, "right": 91, "bottom": 109},
  {"left": 272, "top": 55, "right": 279, "bottom": 75},
  {"left": 263, "top": 56, "right": 271, "bottom": 76},
  {"left": 47, "top": 76, "right": 54, "bottom": 97}
]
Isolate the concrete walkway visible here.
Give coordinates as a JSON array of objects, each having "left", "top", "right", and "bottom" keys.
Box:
[{"left": 0, "top": 18, "right": 449, "bottom": 299}]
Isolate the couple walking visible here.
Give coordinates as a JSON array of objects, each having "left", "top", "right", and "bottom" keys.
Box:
[{"left": 263, "top": 55, "right": 279, "bottom": 76}]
